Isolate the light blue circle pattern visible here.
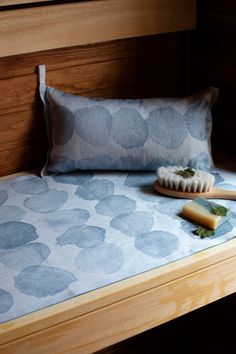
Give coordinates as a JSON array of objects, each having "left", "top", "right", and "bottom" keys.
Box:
[
  {"left": 74, "top": 243, "right": 124, "bottom": 274},
  {"left": 112, "top": 107, "right": 149, "bottom": 148},
  {"left": 75, "top": 178, "right": 114, "bottom": 201},
  {"left": 52, "top": 171, "right": 93, "bottom": 185},
  {"left": 110, "top": 211, "right": 154, "bottom": 237},
  {"left": 50, "top": 104, "right": 75, "bottom": 145},
  {"left": 147, "top": 106, "right": 188, "bottom": 149},
  {"left": 76, "top": 155, "right": 114, "bottom": 170},
  {"left": 43, "top": 88, "right": 217, "bottom": 174},
  {"left": 40, "top": 208, "right": 90, "bottom": 231},
  {"left": 0, "top": 206, "right": 26, "bottom": 223},
  {"left": 15, "top": 265, "right": 76, "bottom": 298},
  {"left": 0, "top": 190, "right": 7, "bottom": 206},
  {"left": 11, "top": 177, "right": 48, "bottom": 195},
  {"left": 135, "top": 231, "right": 179, "bottom": 258},
  {"left": 2, "top": 164, "right": 236, "bottom": 322},
  {"left": 136, "top": 186, "right": 160, "bottom": 203},
  {"left": 0, "top": 221, "right": 38, "bottom": 249},
  {"left": 153, "top": 198, "right": 187, "bottom": 217},
  {"left": 124, "top": 172, "right": 156, "bottom": 188},
  {"left": 0, "top": 289, "right": 13, "bottom": 314},
  {"left": 24, "top": 189, "right": 68, "bottom": 213},
  {"left": 75, "top": 105, "right": 112, "bottom": 146},
  {"left": 111, "top": 156, "right": 147, "bottom": 170},
  {"left": 145, "top": 157, "right": 172, "bottom": 170},
  {"left": 57, "top": 225, "right": 105, "bottom": 248},
  {"left": 95, "top": 195, "right": 136, "bottom": 217},
  {"left": 48, "top": 155, "right": 77, "bottom": 174},
  {"left": 0, "top": 242, "right": 50, "bottom": 270},
  {"left": 185, "top": 100, "right": 209, "bottom": 141}
]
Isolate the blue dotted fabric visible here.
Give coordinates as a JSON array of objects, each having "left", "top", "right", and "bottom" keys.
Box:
[
  {"left": 1, "top": 169, "right": 236, "bottom": 323},
  {"left": 41, "top": 87, "right": 218, "bottom": 175}
]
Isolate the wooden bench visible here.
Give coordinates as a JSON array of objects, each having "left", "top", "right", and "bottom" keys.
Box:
[{"left": 1, "top": 1, "right": 236, "bottom": 353}]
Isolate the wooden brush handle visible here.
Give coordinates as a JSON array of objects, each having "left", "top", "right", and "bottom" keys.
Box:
[
  {"left": 209, "top": 187, "right": 236, "bottom": 200},
  {"left": 154, "top": 181, "right": 236, "bottom": 200}
]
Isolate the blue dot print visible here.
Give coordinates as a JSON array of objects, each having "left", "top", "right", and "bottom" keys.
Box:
[
  {"left": 124, "top": 172, "right": 156, "bottom": 188},
  {"left": 0, "top": 190, "right": 7, "bottom": 206},
  {"left": 136, "top": 187, "right": 160, "bottom": 203},
  {"left": 147, "top": 106, "right": 188, "bottom": 149},
  {"left": 10, "top": 176, "right": 48, "bottom": 195},
  {"left": 77, "top": 155, "right": 114, "bottom": 170},
  {"left": 96, "top": 195, "right": 136, "bottom": 217},
  {"left": 154, "top": 198, "right": 187, "bottom": 217},
  {"left": 111, "top": 156, "right": 146, "bottom": 170},
  {"left": 0, "top": 242, "right": 50, "bottom": 270},
  {"left": 75, "top": 178, "right": 114, "bottom": 201},
  {"left": 135, "top": 231, "right": 179, "bottom": 258},
  {"left": 52, "top": 171, "right": 94, "bottom": 185},
  {"left": 57, "top": 225, "right": 105, "bottom": 248},
  {"left": 74, "top": 243, "right": 124, "bottom": 274},
  {"left": 145, "top": 157, "right": 172, "bottom": 170},
  {"left": 75, "top": 105, "right": 112, "bottom": 146},
  {"left": 185, "top": 100, "right": 208, "bottom": 140},
  {"left": 24, "top": 189, "right": 68, "bottom": 213},
  {"left": 112, "top": 107, "right": 148, "bottom": 148},
  {"left": 0, "top": 206, "right": 26, "bottom": 223},
  {"left": 15, "top": 265, "right": 76, "bottom": 298},
  {"left": 48, "top": 155, "right": 77, "bottom": 174},
  {"left": 50, "top": 104, "right": 75, "bottom": 145},
  {"left": 40, "top": 208, "right": 90, "bottom": 231},
  {"left": 0, "top": 221, "right": 38, "bottom": 249},
  {"left": 0, "top": 289, "right": 13, "bottom": 314},
  {"left": 110, "top": 211, "right": 154, "bottom": 237}
]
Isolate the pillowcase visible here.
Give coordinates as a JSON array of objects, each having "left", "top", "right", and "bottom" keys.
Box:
[{"left": 39, "top": 65, "right": 218, "bottom": 175}]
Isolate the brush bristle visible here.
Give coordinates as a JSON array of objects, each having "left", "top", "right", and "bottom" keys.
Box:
[{"left": 157, "top": 166, "right": 215, "bottom": 193}]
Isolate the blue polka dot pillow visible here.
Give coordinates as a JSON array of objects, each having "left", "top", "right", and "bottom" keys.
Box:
[{"left": 39, "top": 65, "right": 218, "bottom": 175}]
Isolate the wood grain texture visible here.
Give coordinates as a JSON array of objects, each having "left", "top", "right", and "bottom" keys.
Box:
[
  {"left": 0, "top": 32, "right": 188, "bottom": 176},
  {"left": 1, "top": 237, "right": 236, "bottom": 353},
  {"left": 0, "top": 0, "right": 53, "bottom": 5},
  {"left": 0, "top": 0, "right": 196, "bottom": 57}
]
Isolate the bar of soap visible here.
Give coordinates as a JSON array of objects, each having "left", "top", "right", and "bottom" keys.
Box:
[{"left": 182, "top": 197, "right": 230, "bottom": 230}]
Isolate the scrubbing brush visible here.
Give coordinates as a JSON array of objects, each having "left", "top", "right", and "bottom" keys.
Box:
[
  {"left": 157, "top": 166, "right": 214, "bottom": 192},
  {"left": 154, "top": 166, "right": 236, "bottom": 200}
]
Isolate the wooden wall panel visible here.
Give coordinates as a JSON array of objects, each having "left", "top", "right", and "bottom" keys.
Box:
[
  {"left": 0, "top": 0, "right": 196, "bottom": 58},
  {"left": 1, "top": 0, "right": 53, "bottom": 5},
  {"left": 190, "top": 0, "right": 236, "bottom": 157},
  {"left": 0, "top": 32, "right": 189, "bottom": 176}
]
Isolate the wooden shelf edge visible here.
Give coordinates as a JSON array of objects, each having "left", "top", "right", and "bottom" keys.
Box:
[{"left": 0, "top": 0, "right": 196, "bottom": 58}]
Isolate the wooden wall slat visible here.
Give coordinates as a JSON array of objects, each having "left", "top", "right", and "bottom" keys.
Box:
[
  {"left": 0, "top": 0, "right": 196, "bottom": 58},
  {"left": 0, "top": 0, "right": 52, "bottom": 5},
  {"left": 0, "top": 47, "right": 182, "bottom": 112},
  {"left": 1, "top": 139, "right": 48, "bottom": 176},
  {"left": 0, "top": 109, "right": 45, "bottom": 149},
  {"left": 0, "top": 33, "right": 183, "bottom": 80}
]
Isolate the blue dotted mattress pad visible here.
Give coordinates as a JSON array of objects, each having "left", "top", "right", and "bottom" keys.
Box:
[{"left": 0, "top": 168, "right": 236, "bottom": 323}]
